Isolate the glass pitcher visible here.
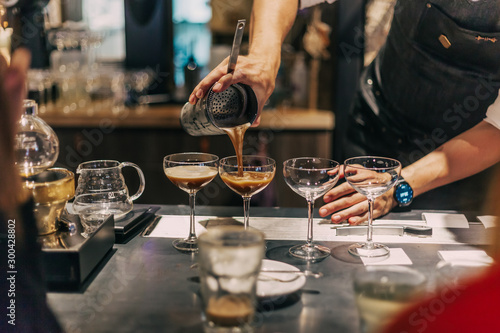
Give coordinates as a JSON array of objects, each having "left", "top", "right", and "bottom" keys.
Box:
[{"left": 75, "top": 160, "right": 145, "bottom": 219}]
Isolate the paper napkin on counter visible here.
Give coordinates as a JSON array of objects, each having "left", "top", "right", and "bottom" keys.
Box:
[
  {"left": 422, "top": 213, "right": 469, "bottom": 228},
  {"left": 438, "top": 250, "right": 494, "bottom": 264},
  {"left": 477, "top": 215, "right": 498, "bottom": 229},
  {"left": 361, "top": 248, "right": 413, "bottom": 266},
  {"left": 147, "top": 215, "right": 212, "bottom": 238}
]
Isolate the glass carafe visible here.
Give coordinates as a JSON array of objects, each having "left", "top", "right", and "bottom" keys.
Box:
[{"left": 75, "top": 160, "right": 145, "bottom": 219}]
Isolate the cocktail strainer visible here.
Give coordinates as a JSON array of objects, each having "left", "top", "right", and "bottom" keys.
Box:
[
  {"left": 180, "top": 19, "right": 258, "bottom": 136},
  {"left": 206, "top": 82, "right": 257, "bottom": 128},
  {"left": 180, "top": 83, "right": 258, "bottom": 136}
]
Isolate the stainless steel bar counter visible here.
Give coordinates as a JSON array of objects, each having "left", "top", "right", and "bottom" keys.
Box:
[{"left": 47, "top": 205, "right": 490, "bottom": 333}]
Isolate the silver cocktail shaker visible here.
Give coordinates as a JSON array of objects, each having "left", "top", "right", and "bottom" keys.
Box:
[
  {"left": 180, "top": 83, "right": 258, "bottom": 136},
  {"left": 180, "top": 19, "right": 258, "bottom": 136}
]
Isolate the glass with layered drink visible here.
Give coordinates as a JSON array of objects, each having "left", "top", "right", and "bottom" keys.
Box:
[
  {"left": 163, "top": 152, "right": 219, "bottom": 251},
  {"left": 219, "top": 155, "right": 275, "bottom": 229},
  {"left": 198, "top": 226, "right": 265, "bottom": 333}
]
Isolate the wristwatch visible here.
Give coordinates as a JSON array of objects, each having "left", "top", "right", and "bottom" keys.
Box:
[{"left": 394, "top": 176, "right": 414, "bottom": 207}]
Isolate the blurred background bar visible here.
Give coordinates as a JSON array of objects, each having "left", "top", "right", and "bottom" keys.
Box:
[{"left": 0, "top": 0, "right": 371, "bottom": 207}]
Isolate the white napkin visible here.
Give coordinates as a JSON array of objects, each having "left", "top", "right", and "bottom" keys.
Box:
[
  {"left": 361, "top": 248, "right": 413, "bottom": 266},
  {"left": 422, "top": 213, "right": 469, "bottom": 228},
  {"left": 477, "top": 215, "right": 498, "bottom": 229},
  {"left": 438, "top": 250, "right": 494, "bottom": 264},
  {"left": 148, "top": 215, "right": 211, "bottom": 238}
]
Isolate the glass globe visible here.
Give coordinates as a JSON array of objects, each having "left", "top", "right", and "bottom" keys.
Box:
[{"left": 15, "top": 100, "right": 59, "bottom": 177}]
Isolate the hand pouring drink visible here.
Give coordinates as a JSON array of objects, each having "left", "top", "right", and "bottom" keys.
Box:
[{"left": 180, "top": 19, "right": 258, "bottom": 137}]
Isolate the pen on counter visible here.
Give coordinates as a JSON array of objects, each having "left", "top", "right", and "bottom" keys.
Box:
[{"left": 141, "top": 215, "right": 162, "bottom": 237}]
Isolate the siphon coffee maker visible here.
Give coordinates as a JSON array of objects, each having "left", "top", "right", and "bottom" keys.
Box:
[
  {"left": 15, "top": 99, "right": 75, "bottom": 235},
  {"left": 13, "top": 104, "right": 115, "bottom": 290}
]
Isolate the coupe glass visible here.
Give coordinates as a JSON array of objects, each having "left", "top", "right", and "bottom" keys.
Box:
[
  {"left": 219, "top": 155, "right": 276, "bottom": 229},
  {"left": 163, "top": 152, "right": 219, "bottom": 251},
  {"left": 283, "top": 157, "right": 340, "bottom": 261},
  {"left": 344, "top": 156, "right": 401, "bottom": 258}
]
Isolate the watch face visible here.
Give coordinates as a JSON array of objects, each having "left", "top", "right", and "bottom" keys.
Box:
[{"left": 395, "top": 182, "right": 413, "bottom": 206}]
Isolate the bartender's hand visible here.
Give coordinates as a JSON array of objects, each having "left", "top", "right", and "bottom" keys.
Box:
[
  {"left": 0, "top": 48, "right": 31, "bottom": 211},
  {"left": 318, "top": 177, "right": 398, "bottom": 225},
  {"left": 188, "top": 0, "right": 297, "bottom": 126},
  {"left": 188, "top": 53, "right": 279, "bottom": 126}
]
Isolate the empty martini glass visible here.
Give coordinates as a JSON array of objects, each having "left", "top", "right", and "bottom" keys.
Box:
[
  {"left": 283, "top": 157, "right": 340, "bottom": 261},
  {"left": 344, "top": 156, "right": 401, "bottom": 258}
]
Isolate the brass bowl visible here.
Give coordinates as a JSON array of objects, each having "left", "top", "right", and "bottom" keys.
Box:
[{"left": 22, "top": 168, "right": 75, "bottom": 235}]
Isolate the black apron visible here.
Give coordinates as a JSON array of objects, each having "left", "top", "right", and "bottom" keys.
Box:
[{"left": 344, "top": 0, "right": 500, "bottom": 210}]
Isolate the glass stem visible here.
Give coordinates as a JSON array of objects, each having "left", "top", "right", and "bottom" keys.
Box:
[
  {"left": 306, "top": 199, "right": 314, "bottom": 247},
  {"left": 187, "top": 192, "right": 197, "bottom": 241},
  {"left": 243, "top": 196, "right": 251, "bottom": 229},
  {"left": 366, "top": 197, "right": 374, "bottom": 248}
]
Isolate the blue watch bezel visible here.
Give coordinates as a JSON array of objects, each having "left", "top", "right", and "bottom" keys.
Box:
[{"left": 394, "top": 180, "right": 413, "bottom": 207}]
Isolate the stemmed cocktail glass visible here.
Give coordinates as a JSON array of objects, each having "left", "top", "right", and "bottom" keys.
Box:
[
  {"left": 163, "top": 152, "right": 219, "bottom": 252},
  {"left": 344, "top": 156, "right": 401, "bottom": 258},
  {"left": 283, "top": 157, "right": 340, "bottom": 261},
  {"left": 219, "top": 155, "right": 275, "bottom": 229}
]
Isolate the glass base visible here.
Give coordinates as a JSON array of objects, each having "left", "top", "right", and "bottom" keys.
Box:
[
  {"left": 348, "top": 242, "right": 389, "bottom": 258},
  {"left": 172, "top": 238, "right": 198, "bottom": 252},
  {"left": 289, "top": 243, "right": 331, "bottom": 261},
  {"left": 203, "top": 322, "right": 254, "bottom": 333}
]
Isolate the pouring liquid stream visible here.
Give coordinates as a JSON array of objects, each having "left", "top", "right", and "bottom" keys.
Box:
[{"left": 222, "top": 123, "right": 251, "bottom": 177}]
